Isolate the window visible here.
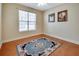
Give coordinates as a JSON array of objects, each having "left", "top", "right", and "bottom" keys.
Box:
[
  {"left": 19, "top": 10, "right": 36, "bottom": 32},
  {"left": 29, "top": 12, "right": 36, "bottom": 30}
]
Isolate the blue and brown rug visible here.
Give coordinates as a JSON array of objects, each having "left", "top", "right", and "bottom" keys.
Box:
[{"left": 17, "top": 38, "right": 60, "bottom": 56}]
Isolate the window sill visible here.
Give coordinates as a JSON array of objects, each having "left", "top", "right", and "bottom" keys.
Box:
[{"left": 19, "top": 30, "right": 36, "bottom": 33}]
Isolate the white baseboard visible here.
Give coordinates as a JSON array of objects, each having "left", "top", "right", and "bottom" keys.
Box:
[
  {"left": 3, "top": 33, "right": 79, "bottom": 45},
  {"left": 45, "top": 34, "right": 79, "bottom": 45},
  {"left": 3, "top": 33, "right": 43, "bottom": 43}
]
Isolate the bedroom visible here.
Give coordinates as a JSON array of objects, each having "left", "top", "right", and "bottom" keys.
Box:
[{"left": 0, "top": 3, "right": 79, "bottom": 56}]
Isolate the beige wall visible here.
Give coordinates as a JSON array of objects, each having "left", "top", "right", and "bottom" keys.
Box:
[
  {"left": 2, "top": 3, "right": 79, "bottom": 44},
  {"left": 2, "top": 3, "right": 44, "bottom": 42},
  {"left": 0, "top": 3, "right": 2, "bottom": 49},
  {"left": 0, "top": 3, "right": 2, "bottom": 47},
  {"left": 44, "top": 3, "right": 79, "bottom": 44}
]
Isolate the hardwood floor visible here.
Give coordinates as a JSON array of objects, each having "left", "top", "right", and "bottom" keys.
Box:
[{"left": 0, "top": 34, "right": 79, "bottom": 56}]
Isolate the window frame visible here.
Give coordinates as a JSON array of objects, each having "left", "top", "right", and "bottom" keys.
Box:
[{"left": 18, "top": 10, "right": 36, "bottom": 32}]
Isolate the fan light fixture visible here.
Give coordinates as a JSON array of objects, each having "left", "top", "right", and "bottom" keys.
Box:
[{"left": 38, "top": 3, "right": 47, "bottom": 6}]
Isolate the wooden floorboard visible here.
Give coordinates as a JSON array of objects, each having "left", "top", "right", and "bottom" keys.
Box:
[{"left": 0, "top": 34, "right": 79, "bottom": 56}]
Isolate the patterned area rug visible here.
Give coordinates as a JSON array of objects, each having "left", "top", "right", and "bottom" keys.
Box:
[{"left": 17, "top": 38, "right": 60, "bottom": 56}]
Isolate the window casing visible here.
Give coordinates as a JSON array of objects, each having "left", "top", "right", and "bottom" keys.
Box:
[{"left": 19, "top": 10, "right": 36, "bottom": 32}]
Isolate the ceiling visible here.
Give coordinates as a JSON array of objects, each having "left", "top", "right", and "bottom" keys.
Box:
[{"left": 20, "top": 3, "right": 63, "bottom": 11}]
